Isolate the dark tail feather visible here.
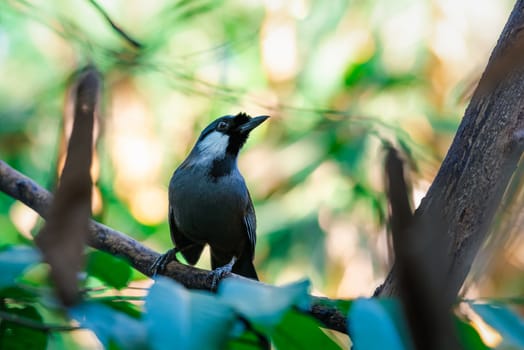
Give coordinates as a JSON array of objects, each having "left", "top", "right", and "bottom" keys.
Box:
[
  {"left": 232, "top": 257, "right": 259, "bottom": 280},
  {"left": 180, "top": 243, "right": 205, "bottom": 265}
]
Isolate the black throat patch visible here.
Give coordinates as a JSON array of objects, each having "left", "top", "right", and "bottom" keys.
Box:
[
  {"left": 226, "top": 132, "right": 248, "bottom": 156},
  {"left": 209, "top": 155, "right": 235, "bottom": 180}
]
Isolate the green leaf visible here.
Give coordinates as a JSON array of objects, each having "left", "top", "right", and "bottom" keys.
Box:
[
  {"left": 145, "top": 277, "right": 236, "bottom": 350},
  {"left": 455, "top": 318, "right": 489, "bottom": 350},
  {"left": 218, "top": 278, "right": 310, "bottom": 329},
  {"left": 100, "top": 299, "right": 142, "bottom": 319},
  {"left": 70, "top": 301, "right": 147, "bottom": 349},
  {"left": 0, "top": 285, "right": 37, "bottom": 300},
  {"left": 227, "top": 331, "right": 265, "bottom": 350},
  {"left": 273, "top": 309, "right": 341, "bottom": 350},
  {"left": 0, "top": 246, "right": 41, "bottom": 289},
  {"left": 348, "top": 298, "right": 406, "bottom": 350},
  {"left": 86, "top": 251, "right": 132, "bottom": 290},
  {"left": 0, "top": 304, "right": 47, "bottom": 350},
  {"left": 471, "top": 303, "right": 524, "bottom": 348}
]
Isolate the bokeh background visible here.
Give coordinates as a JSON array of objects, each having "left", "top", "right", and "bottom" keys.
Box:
[{"left": 0, "top": 0, "right": 520, "bottom": 300}]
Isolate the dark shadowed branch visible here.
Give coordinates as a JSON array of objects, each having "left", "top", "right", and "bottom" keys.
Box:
[
  {"left": 0, "top": 160, "right": 348, "bottom": 334},
  {"left": 372, "top": 4, "right": 524, "bottom": 347},
  {"left": 35, "top": 68, "right": 99, "bottom": 306},
  {"left": 383, "top": 146, "right": 460, "bottom": 350},
  {"left": 377, "top": 0, "right": 524, "bottom": 299}
]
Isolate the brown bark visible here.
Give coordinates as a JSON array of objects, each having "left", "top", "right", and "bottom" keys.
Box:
[{"left": 35, "top": 68, "right": 98, "bottom": 306}]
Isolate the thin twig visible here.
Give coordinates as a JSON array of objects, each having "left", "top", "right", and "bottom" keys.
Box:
[
  {"left": 0, "top": 310, "right": 80, "bottom": 333},
  {"left": 87, "top": 0, "right": 143, "bottom": 49}
]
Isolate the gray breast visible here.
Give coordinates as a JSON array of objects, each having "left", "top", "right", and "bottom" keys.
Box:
[{"left": 169, "top": 165, "right": 249, "bottom": 250}]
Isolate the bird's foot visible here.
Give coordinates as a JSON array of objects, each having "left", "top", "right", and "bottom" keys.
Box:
[
  {"left": 150, "top": 248, "right": 179, "bottom": 276},
  {"left": 209, "top": 257, "right": 237, "bottom": 291}
]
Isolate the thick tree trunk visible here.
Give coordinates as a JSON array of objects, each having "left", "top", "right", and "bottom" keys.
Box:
[{"left": 377, "top": 0, "right": 524, "bottom": 297}]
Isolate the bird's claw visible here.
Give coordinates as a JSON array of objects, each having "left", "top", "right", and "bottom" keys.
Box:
[
  {"left": 209, "top": 257, "right": 236, "bottom": 291},
  {"left": 150, "top": 248, "right": 178, "bottom": 276}
]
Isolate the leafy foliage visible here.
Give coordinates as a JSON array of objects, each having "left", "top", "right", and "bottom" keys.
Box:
[
  {"left": 0, "top": 261, "right": 341, "bottom": 349},
  {"left": 0, "top": 250, "right": 524, "bottom": 348}
]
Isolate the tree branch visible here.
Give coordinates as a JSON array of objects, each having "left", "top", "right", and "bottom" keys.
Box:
[
  {"left": 0, "top": 160, "right": 348, "bottom": 334},
  {"left": 383, "top": 146, "right": 460, "bottom": 350},
  {"left": 35, "top": 67, "right": 98, "bottom": 306}
]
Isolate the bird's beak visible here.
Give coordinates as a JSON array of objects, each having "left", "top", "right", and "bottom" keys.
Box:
[{"left": 236, "top": 115, "right": 270, "bottom": 134}]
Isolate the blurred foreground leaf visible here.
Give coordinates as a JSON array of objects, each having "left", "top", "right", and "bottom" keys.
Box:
[
  {"left": 218, "top": 278, "right": 310, "bottom": 330},
  {"left": 86, "top": 250, "right": 132, "bottom": 290},
  {"left": 145, "top": 277, "right": 235, "bottom": 350},
  {"left": 455, "top": 318, "right": 489, "bottom": 350},
  {"left": 70, "top": 301, "right": 147, "bottom": 349},
  {"left": 0, "top": 304, "right": 47, "bottom": 350},
  {"left": 0, "top": 246, "right": 41, "bottom": 289},
  {"left": 471, "top": 303, "right": 524, "bottom": 348},
  {"left": 100, "top": 299, "right": 142, "bottom": 320},
  {"left": 348, "top": 298, "right": 407, "bottom": 350},
  {"left": 272, "top": 309, "right": 341, "bottom": 350}
]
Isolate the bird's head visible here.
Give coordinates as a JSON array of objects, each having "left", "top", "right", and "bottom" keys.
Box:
[{"left": 194, "top": 112, "right": 269, "bottom": 161}]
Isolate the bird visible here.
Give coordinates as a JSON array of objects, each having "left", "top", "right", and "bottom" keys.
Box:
[{"left": 151, "top": 112, "right": 269, "bottom": 282}]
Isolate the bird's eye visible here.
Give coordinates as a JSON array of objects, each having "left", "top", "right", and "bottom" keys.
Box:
[{"left": 217, "top": 121, "right": 228, "bottom": 131}]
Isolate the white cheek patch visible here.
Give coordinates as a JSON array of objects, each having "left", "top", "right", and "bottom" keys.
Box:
[{"left": 197, "top": 131, "right": 229, "bottom": 162}]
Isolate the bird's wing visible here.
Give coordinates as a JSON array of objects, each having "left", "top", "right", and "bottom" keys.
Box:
[
  {"left": 243, "top": 191, "right": 257, "bottom": 256},
  {"left": 169, "top": 205, "right": 204, "bottom": 265}
]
